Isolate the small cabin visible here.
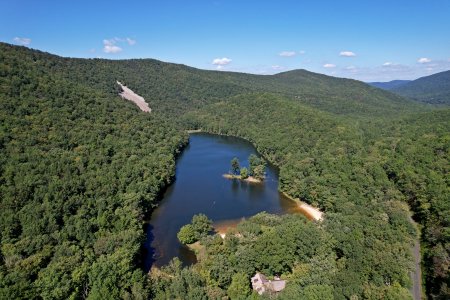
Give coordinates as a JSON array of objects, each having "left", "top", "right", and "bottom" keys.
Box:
[{"left": 251, "top": 272, "right": 286, "bottom": 295}]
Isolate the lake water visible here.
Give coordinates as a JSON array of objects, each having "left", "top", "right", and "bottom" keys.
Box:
[{"left": 143, "top": 133, "right": 302, "bottom": 270}]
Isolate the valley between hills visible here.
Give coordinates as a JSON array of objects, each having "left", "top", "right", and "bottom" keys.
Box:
[{"left": 0, "top": 43, "right": 449, "bottom": 299}]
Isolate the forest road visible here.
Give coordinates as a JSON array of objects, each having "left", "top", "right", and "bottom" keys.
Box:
[{"left": 409, "top": 217, "right": 422, "bottom": 300}]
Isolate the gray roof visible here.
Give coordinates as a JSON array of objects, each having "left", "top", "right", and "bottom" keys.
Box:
[
  {"left": 251, "top": 272, "right": 286, "bottom": 294},
  {"left": 270, "top": 280, "right": 286, "bottom": 292}
]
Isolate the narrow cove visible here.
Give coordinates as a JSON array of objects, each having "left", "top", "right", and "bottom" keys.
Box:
[{"left": 143, "top": 133, "right": 313, "bottom": 271}]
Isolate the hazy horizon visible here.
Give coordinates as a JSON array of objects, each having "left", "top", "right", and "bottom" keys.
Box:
[{"left": 1, "top": 0, "right": 449, "bottom": 81}]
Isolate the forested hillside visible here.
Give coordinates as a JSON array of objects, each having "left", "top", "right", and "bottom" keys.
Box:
[
  {"left": 0, "top": 43, "right": 188, "bottom": 298},
  {"left": 391, "top": 70, "right": 450, "bottom": 105},
  {"left": 186, "top": 94, "right": 449, "bottom": 299},
  {"left": 0, "top": 43, "right": 423, "bottom": 119},
  {"left": 1, "top": 43, "right": 449, "bottom": 299}
]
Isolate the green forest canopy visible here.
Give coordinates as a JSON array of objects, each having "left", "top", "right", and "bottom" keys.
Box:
[{"left": 0, "top": 42, "right": 449, "bottom": 299}]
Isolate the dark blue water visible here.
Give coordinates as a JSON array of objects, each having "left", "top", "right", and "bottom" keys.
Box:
[{"left": 143, "top": 133, "right": 299, "bottom": 270}]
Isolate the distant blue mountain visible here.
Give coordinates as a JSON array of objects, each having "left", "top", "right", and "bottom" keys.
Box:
[{"left": 367, "top": 80, "right": 411, "bottom": 90}]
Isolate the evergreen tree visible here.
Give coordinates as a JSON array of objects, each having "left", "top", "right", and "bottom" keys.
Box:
[
  {"left": 240, "top": 167, "right": 249, "bottom": 179},
  {"left": 231, "top": 157, "right": 240, "bottom": 175}
]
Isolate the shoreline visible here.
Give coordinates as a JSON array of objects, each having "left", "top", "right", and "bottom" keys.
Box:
[
  {"left": 190, "top": 131, "right": 323, "bottom": 221},
  {"left": 222, "top": 173, "right": 262, "bottom": 183},
  {"left": 186, "top": 129, "right": 203, "bottom": 133},
  {"left": 281, "top": 192, "right": 324, "bottom": 221},
  {"left": 213, "top": 218, "right": 242, "bottom": 239}
]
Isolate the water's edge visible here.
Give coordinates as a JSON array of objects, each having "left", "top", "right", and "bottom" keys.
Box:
[
  {"left": 142, "top": 130, "right": 422, "bottom": 300},
  {"left": 143, "top": 131, "right": 304, "bottom": 270}
]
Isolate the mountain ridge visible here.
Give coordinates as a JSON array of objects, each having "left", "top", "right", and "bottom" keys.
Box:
[
  {"left": 391, "top": 70, "right": 450, "bottom": 105},
  {"left": 0, "top": 42, "right": 423, "bottom": 118}
]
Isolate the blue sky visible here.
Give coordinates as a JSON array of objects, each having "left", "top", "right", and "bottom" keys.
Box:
[{"left": 1, "top": 0, "right": 449, "bottom": 81}]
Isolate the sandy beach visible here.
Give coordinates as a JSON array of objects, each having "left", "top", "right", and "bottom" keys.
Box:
[
  {"left": 297, "top": 202, "right": 323, "bottom": 221},
  {"left": 281, "top": 192, "right": 323, "bottom": 221},
  {"left": 213, "top": 218, "right": 242, "bottom": 238},
  {"left": 222, "top": 174, "right": 262, "bottom": 183}
]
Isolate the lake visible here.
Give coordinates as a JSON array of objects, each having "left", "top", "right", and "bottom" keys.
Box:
[{"left": 143, "top": 133, "right": 303, "bottom": 270}]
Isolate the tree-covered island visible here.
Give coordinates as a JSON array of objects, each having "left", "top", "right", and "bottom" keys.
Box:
[{"left": 223, "top": 154, "right": 267, "bottom": 183}]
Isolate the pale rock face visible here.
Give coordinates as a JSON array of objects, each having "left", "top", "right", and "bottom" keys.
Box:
[{"left": 117, "top": 81, "right": 151, "bottom": 112}]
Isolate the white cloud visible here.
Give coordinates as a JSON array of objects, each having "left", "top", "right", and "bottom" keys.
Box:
[
  {"left": 279, "top": 51, "right": 296, "bottom": 57},
  {"left": 323, "top": 63, "right": 336, "bottom": 68},
  {"left": 418, "top": 57, "right": 431, "bottom": 63},
  {"left": 102, "top": 37, "right": 136, "bottom": 54},
  {"left": 383, "top": 62, "right": 394, "bottom": 66},
  {"left": 339, "top": 51, "right": 356, "bottom": 57},
  {"left": 104, "top": 45, "right": 122, "bottom": 53},
  {"left": 13, "top": 37, "right": 31, "bottom": 45},
  {"left": 103, "top": 39, "right": 122, "bottom": 53},
  {"left": 212, "top": 57, "right": 232, "bottom": 65},
  {"left": 126, "top": 38, "right": 136, "bottom": 45},
  {"left": 299, "top": 50, "right": 306, "bottom": 54},
  {"left": 346, "top": 65, "right": 356, "bottom": 70}
]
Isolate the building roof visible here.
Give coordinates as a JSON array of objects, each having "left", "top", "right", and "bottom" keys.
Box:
[
  {"left": 270, "top": 280, "right": 286, "bottom": 292},
  {"left": 251, "top": 272, "right": 286, "bottom": 295},
  {"left": 252, "top": 272, "right": 268, "bottom": 283}
]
